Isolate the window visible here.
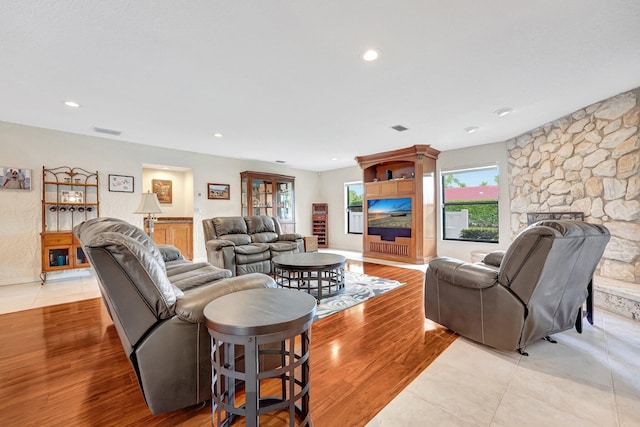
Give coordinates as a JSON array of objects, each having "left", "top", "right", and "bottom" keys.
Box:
[
  {"left": 345, "top": 182, "right": 363, "bottom": 234},
  {"left": 442, "top": 165, "right": 499, "bottom": 243}
]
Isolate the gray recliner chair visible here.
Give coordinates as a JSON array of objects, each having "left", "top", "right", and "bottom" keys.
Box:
[
  {"left": 74, "top": 217, "right": 276, "bottom": 414},
  {"left": 425, "top": 220, "right": 610, "bottom": 354}
]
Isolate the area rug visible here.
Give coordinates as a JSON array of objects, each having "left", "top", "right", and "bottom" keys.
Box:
[{"left": 313, "top": 271, "right": 405, "bottom": 321}]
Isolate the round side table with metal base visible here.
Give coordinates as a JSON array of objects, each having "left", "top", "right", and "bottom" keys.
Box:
[{"left": 204, "top": 288, "right": 317, "bottom": 427}]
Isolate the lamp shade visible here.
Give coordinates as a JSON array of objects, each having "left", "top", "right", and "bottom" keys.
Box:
[{"left": 134, "top": 192, "right": 163, "bottom": 214}]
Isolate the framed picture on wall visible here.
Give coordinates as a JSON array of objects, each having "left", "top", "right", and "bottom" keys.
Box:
[
  {"left": 108, "top": 174, "right": 134, "bottom": 192},
  {"left": 1, "top": 166, "right": 31, "bottom": 190},
  {"left": 152, "top": 179, "right": 173, "bottom": 203},
  {"left": 208, "top": 183, "right": 230, "bottom": 200}
]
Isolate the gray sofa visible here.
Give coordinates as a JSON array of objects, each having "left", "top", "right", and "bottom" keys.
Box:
[
  {"left": 203, "top": 215, "right": 304, "bottom": 276},
  {"left": 73, "top": 217, "right": 276, "bottom": 414},
  {"left": 425, "top": 220, "right": 610, "bottom": 354}
]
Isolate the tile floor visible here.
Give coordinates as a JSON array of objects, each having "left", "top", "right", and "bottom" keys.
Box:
[
  {"left": 0, "top": 272, "right": 100, "bottom": 315},
  {"left": 368, "top": 299, "right": 640, "bottom": 426},
  {"left": 1, "top": 252, "right": 639, "bottom": 426}
]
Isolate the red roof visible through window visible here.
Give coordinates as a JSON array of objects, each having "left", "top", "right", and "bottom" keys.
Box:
[{"left": 445, "top": 186, "right": 499, "bottom": 201}]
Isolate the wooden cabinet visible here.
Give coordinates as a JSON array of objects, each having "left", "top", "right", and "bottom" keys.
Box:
[
  {"left": 152, "top": 219, "right": 193, "bottom": 260},
  {"left": 312, "top": 203, "right": 328, "bottom": 248},
  {"left": 40, "top": 232, "right": 90, "bottom": 278},
  {"left": 40, "top": 166, "right": 99, "bottom": 283},
  {"left": 355, "top": 145, "right": 439, "bottom": 264},
  {"left": 303, "top": 235, "right": 318, "bottom": 252},
  {"left": 241, "top": 171, "right": 296, "bottom": 233}
]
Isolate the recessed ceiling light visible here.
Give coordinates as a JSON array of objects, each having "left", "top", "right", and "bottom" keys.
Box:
[
  {"left": 213, "top": 133, "right": 223, "bottom": 138},
  {"left": 465, "top": 126, "right": 480, "bottom": 134},
  {"left": 64, "top": 101, "right": 81, "bottom": 108},
  {"left": 331, "top": 157, "right": 338, "bottom": 161},
  {"left": 494, "top": 107, "right": 513, "bottom": 117},
  {"left": 362, "top": 49, "right": 381, "bottom": 62}
]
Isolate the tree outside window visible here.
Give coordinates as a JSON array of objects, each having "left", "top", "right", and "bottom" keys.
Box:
[
  {"left": 346, "top": 183, "right": 363, "bottom": 234},
  {"left": 442, "top": 166, "right": 499, "bottom": 242}
]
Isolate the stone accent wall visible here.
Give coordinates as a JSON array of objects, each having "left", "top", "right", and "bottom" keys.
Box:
[{"left": 507, "top": 88, "right": 640, "bottom": 285}]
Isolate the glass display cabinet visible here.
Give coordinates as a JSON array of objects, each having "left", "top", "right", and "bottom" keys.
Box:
[{"left": 241, "top": 171, "right": 295, "bottom": 233}]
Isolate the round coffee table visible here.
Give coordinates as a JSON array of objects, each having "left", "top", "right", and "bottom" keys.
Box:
[{"left": 272, "top": 252, "right": 347, "bottom": 300}]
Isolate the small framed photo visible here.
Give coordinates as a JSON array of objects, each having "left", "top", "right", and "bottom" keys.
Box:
[
  {"left": 153, "top": 179, "right": 173, "bottom": 203},
  {"left": 60, "top": 190, "right": 83, "bottom": 203},
  {"left": 1, "top": 166, "right": 31, "bottom": 190},
  {"left": 109, "top": 174, "right": 134, "bottom": 193},
  {"left": 208, "top": 183, "right": 230, "bottom": 200}
]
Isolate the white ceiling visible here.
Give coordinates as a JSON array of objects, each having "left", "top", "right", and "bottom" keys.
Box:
[{"left": 2, "top": 1, "right": 640, "bottom": 172}]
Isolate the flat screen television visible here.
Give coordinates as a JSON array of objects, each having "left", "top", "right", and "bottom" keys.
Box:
[{"left": 367, "top": 197, "right": 412, "bottom": 241}]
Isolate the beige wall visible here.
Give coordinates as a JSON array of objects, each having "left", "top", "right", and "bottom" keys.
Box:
[
  {"left": 317, "top": 165, "right": 364, "bottom": 252},
  {"left": 141, "top": 167, "right": 194, "bottom": 217},
  {"left": 0, "top": 121, "right": 319, "bottom": 285},
  {"left": 3, "top": 88, "right": 637, "bottom": 287}
]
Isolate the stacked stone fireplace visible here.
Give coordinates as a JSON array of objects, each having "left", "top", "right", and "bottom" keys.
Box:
[{"left": 507, "top": 88, "right": 640, "bottom": 321}]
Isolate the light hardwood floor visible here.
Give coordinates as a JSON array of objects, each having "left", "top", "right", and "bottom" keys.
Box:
[
  {"left": 3, "top": 254, "right": 639, "bottom": 426},
  {"left": 0, "top": 260, "right": 455, "bottom": 426}
]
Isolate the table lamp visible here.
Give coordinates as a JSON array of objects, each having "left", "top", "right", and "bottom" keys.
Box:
[{"left": 134, "top": 191, "right": 163, "bottom": 238}]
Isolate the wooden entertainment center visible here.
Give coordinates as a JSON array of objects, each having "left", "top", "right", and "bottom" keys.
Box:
[{"left": 355, "top": 145, "right": 439, "bottom": 264}]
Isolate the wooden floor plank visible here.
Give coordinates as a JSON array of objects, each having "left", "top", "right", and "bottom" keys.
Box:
[{"left": 0, "top": 261, "right": 455, "bottom": 426}]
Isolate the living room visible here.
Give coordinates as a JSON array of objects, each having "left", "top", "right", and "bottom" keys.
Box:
[{"left": 1, "top": 2, "right": 640, "bottom": 426}]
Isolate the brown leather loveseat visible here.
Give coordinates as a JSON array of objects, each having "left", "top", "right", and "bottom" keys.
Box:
[{"left": 203, "top": 215, "right": 304, "bottom": 276}]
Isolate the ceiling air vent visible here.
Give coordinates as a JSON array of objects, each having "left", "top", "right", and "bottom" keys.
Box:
[
  {"left": 391, "top": 125, "right": 408, "bottom": 132},
  {"left": 93, "top": 127, "right": 122, "bottom": 136}
]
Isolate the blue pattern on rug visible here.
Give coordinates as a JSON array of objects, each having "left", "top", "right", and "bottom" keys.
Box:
[{"left": 314, "top": 271, "right": 405, "bottom": 321}]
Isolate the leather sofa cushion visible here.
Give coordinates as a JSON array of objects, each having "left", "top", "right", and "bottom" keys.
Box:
[
  {"left": 234, "top": 243, "right": 270, "bottom": 255},
  {"left": 174, "top": 273, "right": 277, "bottom": 323},
  {"left": 88, "top": 231, "right": 183, "bottom": 318},
  {"left": 483, "top": 251, "right": 505, "bottom": 267},
  {"left": 498, "top": 226, "right": 554, "bottom": 287},
  {"left": 236, "top": 250, "right": 271, "bottom": 265},
  {"left": 251, "top": 232, "right": 279, "bottom": 243},
  {"left": 166, "top": 262, "right": 232, "bottom": 291},
  {"left": 428, "top": 257, "right": 499, "bottom": 289},
  {"left": 236, "top": 254, "right": 271, "bottom": 266},
  {"left": 75, "top": 216, "right": 167, "bottom": 272},
  {"left": 245, "top": 215, "right": 276, "bottom": 233},
  {"left": 213, "top": 216, "right": 248, "bottom": 237},
  {"left": 158, "top": 245, "right": 184, "bottom": 262},
  {"left": 221, "top": 234, "right": 252, "bottom": 245},
  {"left": 268, "top": 241, "right": 299, "bottom": 252},
  {"left": 237, "top": 261, "right": 271, "bottom": 276}
]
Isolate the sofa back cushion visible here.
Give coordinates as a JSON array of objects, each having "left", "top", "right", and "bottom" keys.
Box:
[
  {"left": 220, "top": 234, "right": 253, "bottom": 245},
  {"left": 91, "top": 231, "right": 182, "bottom": 316},
  {"left": 499, "top": 220, "right": 610, "bottom": 346},
  {"left": 212, "top": 217, "right": 248, "bottom": 237},
  {"left": 74, "top": 218, "right": 184, "bottom": 319},
  {"left": 75, "top": 216, "right": 167, "bottom": 271},
  {"left": 245, "top": 215, "right": 278, "bottom": 243}
]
